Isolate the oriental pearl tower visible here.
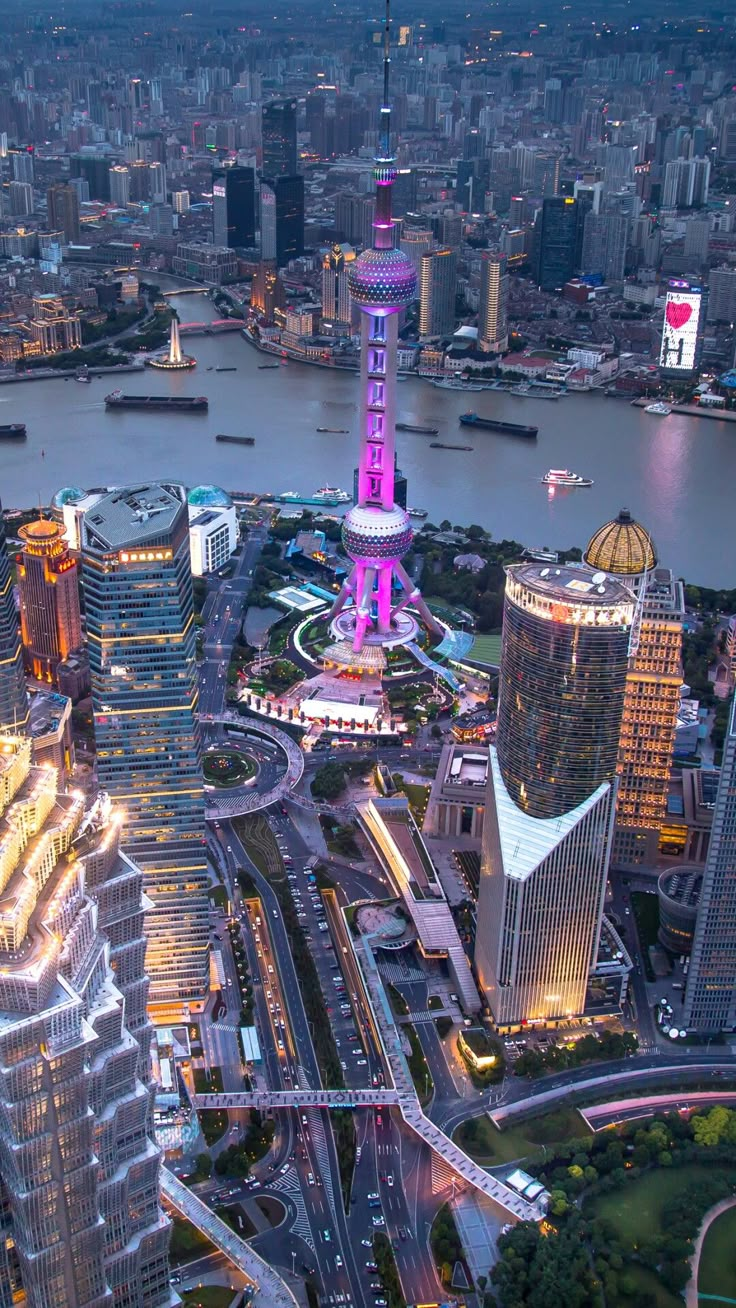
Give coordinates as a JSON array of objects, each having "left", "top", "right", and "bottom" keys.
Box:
[{"left": 328, "top": 0, "right": 442, "bottom": 663}]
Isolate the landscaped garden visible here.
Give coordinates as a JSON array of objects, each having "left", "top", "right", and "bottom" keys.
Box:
[
  {"left": 490, "top": 1105, "right": 736, "bottom": 1307},
  {"left": 202, "top": 748, "right": 256, "bottom": 788}
]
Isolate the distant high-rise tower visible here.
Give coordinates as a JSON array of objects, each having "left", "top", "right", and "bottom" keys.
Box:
[
  {"left": 260, "top": 175, "right": 304, "bottom": 266},
  {"left": 82, "top": 483, "right": 209, "bottom": 1015},
  {"left": 533, "top": 196, "right": 579, "bottom": 291},
  {"left": 683, "top": 697, "right": 736, "bottom": 1031},
  {"left": 108, "top": 164, "right": 131, "bottom": 207},
  {"left": 0, "top": 737, "right": 173, "bottom": 1306},
  {"left": 399, "top": 223, "right": 434, "bottom": 278},
  {"left": 46, "top": 183, "right": 80, "bottom": 243},
  {"left": 478, "top": 252, "right": 509, "bottom": 353},
  {"left": 418, "top": 246, "right": 457, "bottom": 339},
  {"left": 17, "top": 518, "right": 83, "bottom": 685},
  {"left": 262, "top": 98, "right": 298, "bottom": 177},
  {"left": 322, "top": 242, "right": 356, "bottom": 331},
  {"left": 475, "top": 564, "right": 633, "bottom": 1027},
  {"left": 585, "top": 509, "right": 684, "bottom": 869},
  {"left": 328, "top": 0, "right": 441, "bottom": 660},
  {"left": 0, "top": 500, "right": 28, "bottom": 732},
  {"left": 212, "top": 164, "right": 256, "bottom": 249}
]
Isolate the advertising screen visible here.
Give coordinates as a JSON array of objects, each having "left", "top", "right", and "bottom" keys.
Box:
[{"left": 659, "top": 287, "right": 702, "bottom": 372}]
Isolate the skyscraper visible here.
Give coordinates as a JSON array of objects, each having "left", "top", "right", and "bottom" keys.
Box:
[
  {"left": 478, "top": 252, "right": 508, "bottom": 353},
  {"left": 533, "top": 196, "right": 579, "bottom": 291},
  {"left": 46, "top": 183, "right": 80, "bottom": 243},
  {"left": 0, "top": 737, "right": 172, "bottom": 1306},
  {"left": 585, "top": 509, "right": 684, "bottom": 868},
  {"left": 0, "top": 500, "right": 28, "bottom": 733},
  {"left": 322, "top": 242, "right": 356, "bottom": 331},
  {"left": 108, "top": 164, "right": 131, "bottom": 207},
  {"left": 328, "top": 0, "right": 440, "bottom": 660},
  {"left": 475, "top": 564, "right": 633, "bottom": 1027},
  {"left": 580, "top": 212, "right": 629, "bottom": 282},
  {"left": 212, "top": 164, "right": 256, "bottom": 249},
  {"left": 260, "top": 175, "right": 304, "bottom": 266},
  {"left": 262, "top": 98, "right": 298, "bottom": 177},
  {"left": 399, "top": 223, "right": 434, "bottom": 278},
  {"left": 683, "top": 698, "right": 736, "bottom": 1032},
  {"left": 82, "top": 483, "right": 209, "bottom": 1015},
  {"left": 8, "top": 181, "right": 34, "bottom": 217},
  {"left": 418, "top": 247, "right": 457, "bottom": 339},
  {"left": 17, "top": 518, "right": 83, "bottom": 685},
  {"left": 662, "top": 156, "right": 710, "bottom": 208}
]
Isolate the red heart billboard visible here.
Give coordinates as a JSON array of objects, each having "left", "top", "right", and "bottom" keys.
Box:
[{"left": 666, "top": 300, "right": 692, "bottom": 330}]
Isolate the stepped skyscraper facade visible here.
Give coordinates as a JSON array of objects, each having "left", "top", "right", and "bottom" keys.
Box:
[{"left": 0, "top": 737, "right": 172, "bottom": 1307}]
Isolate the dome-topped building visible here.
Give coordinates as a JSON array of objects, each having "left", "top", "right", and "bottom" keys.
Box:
[
  {"left": 584, "top": 507, "right": 656, "bottom": 580},
  {"left": 187, "top": 485, "right": 233, "bottom": 509},
  {"left": 52, "top": 486, "right": 86, "bottom": 510}
]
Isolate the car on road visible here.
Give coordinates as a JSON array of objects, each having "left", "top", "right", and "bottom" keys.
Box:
[
  {"left": 361, "top": 1239, "right": 371, "bottom": 1248},
  {"left": 367, "top": 1193, "right": 378, "bottom": 1200},
  {"left": 365, "top": 1261, "right": 378, "bottom": 1271},
  {"left": 335, "top": 1255, "right": 343, "bottom": 1269},
  {"left": 398, "top": 1227, "right": 407, "bottom": 1241},
  {"left": 372, "top": 1216, "right": 385, "bottom": 1227},
  {"left": 323, "top": 1229, "right": 331, "bottom": 1242},
  {"left": 387, "top": 1174, "right": 393, "bottom": 1187}
]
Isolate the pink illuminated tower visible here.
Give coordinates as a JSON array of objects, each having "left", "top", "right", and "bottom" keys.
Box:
[{"left": 329, "top": 1, "right": 441, "bottom": 659}]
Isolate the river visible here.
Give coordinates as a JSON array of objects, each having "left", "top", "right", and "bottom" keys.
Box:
[{"left": 0, "top": 278, "right": 732, "bottom": 587}]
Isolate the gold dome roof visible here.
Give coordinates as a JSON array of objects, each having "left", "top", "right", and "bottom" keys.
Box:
[{"left": 584, "top": 508, "right": 657, "bottom": 576}]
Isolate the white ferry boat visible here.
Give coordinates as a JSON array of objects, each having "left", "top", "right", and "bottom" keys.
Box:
[
  {"left": 542, "top": 468, "right": 593, "bottom": 488},
  {"left": 644, "top": 401, "right": 672, "bottom": 415}
]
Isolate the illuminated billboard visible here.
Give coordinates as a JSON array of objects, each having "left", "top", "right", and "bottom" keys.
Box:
[{"left": 659, "top": 284, "right": 702, "bottom": 373}]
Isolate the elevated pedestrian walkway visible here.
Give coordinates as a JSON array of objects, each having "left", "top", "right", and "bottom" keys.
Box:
[{"left": 160, "top": 1167, "right": 299, "bottom": 1307}]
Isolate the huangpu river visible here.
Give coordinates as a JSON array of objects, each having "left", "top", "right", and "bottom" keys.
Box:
[{"left": 0, "top": 276, "right": 733, "bottom": 587}]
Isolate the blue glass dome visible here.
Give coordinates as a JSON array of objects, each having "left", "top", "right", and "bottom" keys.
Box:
[
  {"left": 187, "top": 485, "right": 233, "bottom": 509},
  {"left": 52, "top": 486, "right": 86, "bottom": 509}
]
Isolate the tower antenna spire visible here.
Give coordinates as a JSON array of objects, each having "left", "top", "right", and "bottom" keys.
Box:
[{"left": 382, "top": 0, "right": 391, "bottom": 155}]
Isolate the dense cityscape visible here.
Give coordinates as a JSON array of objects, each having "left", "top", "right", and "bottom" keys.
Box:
[{"left": 1, "top": 1, "right": 736, "bottom": 1307}]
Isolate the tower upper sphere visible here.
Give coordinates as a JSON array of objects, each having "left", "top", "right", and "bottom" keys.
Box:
[{"left": 347, "top": 246, "right": 417, "bottom": 313}]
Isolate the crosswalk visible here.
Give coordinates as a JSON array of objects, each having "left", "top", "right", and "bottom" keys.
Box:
[
  {"left": 270, "top": 1168, "right": 315, "bottom": 1251},
  {"left": 378, "top": 961, "right": 425, "bottom": 985},
  {"left": 306, "top": 1108, "right": 337, "bottom": 1217},
  {"left": 402, "top": 1009, "right": 452, "bottom": 1024},
  {"left": 431, "top": 1153, "right": 459, "bottom": 1195}
]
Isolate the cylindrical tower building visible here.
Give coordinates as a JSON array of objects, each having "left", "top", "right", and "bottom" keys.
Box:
[
  {"left": 496, "top": 563, "right": 634, "bottom": 819},
  {"left": 475, "top": 563, "right": 635, "bottom": 1029},
  {"left": 328, "top": 0, "right": 441, "bottom": 658}
]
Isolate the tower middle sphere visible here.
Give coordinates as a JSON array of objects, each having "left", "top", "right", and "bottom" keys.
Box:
[{"left": 347, "top": 247, "right": 417, "bottom": 313}]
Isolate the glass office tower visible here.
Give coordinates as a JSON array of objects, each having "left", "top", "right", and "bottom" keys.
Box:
[
  {"left": 82, "top": 483, "right": 209, "bottom": 1015},
  {"left": 683, "top": 697, "right": 736, "bottom": 1032},
  {"left": 476, "top": 564, "right": 634, "bottom": 1028}
]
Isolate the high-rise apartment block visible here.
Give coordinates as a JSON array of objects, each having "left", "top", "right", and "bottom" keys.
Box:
[
  {"left": 418, "top": 247, "right": 457, "bottom": 339},
  {"left": 0, "top": 500, "right": 28, "bottom": 733},
  {"left": 478, "top": 252, "right": 508, "bottom": 353},
  {"left": 585, "top": 509, "right": 684, "bottom": 869},
  {"left": 707, "top": 266, "right": 736, "bottom": 324},
  {"left": 683, "top": 698, "right": 736, "bottom": 1032},
  {"left": 476, "top": 564, "right": 633, "bottom": 1028},
  {"left": 46, "top": 183, "right": 80, "bottom": 243},
  {"left": 662, "top": 156, "right": 710, "bottom": 208},
  {"left": 0, "top": 737, "right": 173, "bottom": 1307},
  {"left": 108, "top": 165, "right": 131, "bottom": 207},
  {"left": 17, "top": 518, "right": 83, "bottom": 685},
  {"left": 261, "top": 98, "right": 298, "bottom": 177},
  {"left": 82, "top": 484, "right": 209, "bottom": 1015}
]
